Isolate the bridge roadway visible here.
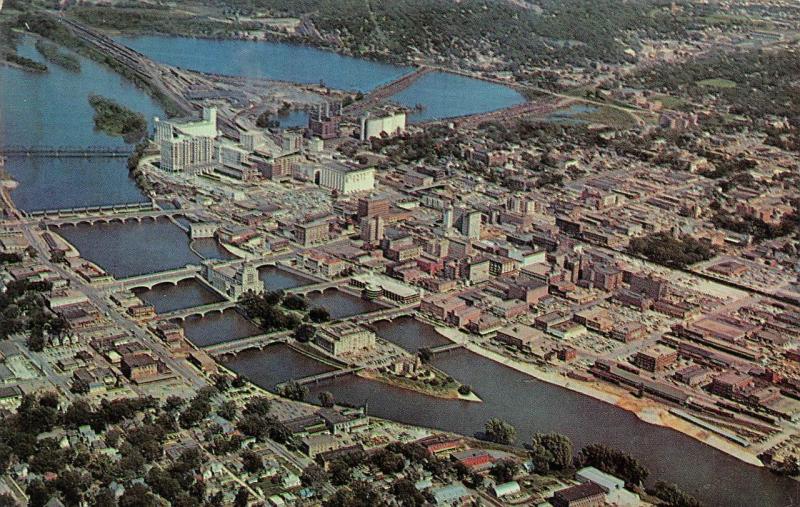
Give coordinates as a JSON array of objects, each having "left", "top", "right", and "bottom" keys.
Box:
[
  {"left": 43, "top": 208, "right": 186, "bottom": 227},
  {"left": 284, "top": 278, "right": 350, "bottom": 296},
  {"left": 28, "top": 201, "right": 156, "bottom": 219},
  {"left": 156, "top": 300, "right": 237, "bottom": 322},
  {"left": 351, "top": 304, "right": 418, "bottom": 324},
  {"left": 427, "top": 342, "right": 465, "bottom": 355},
  {"left": 118, "top": 265, "right": 202, "bottom": 291},
  {"left": 277, "top": 366, "right": 364, "bottom": 388},
  {"left": 203, "top": 331, "right": 291, "bottom": 356},
  {"left": 0, "top": 146, "right": 134, "bottom": 158}
]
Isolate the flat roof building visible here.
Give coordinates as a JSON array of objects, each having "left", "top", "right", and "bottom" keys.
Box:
[{"left": 314, "top": 322, "right": 376, "bottom": 357}]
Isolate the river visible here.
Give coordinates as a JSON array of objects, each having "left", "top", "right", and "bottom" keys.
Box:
[
  {"left": 180, "top": 308, "right": 262, "bottom": 348},
  {"left": 55, "top": 218, "right": 203, "bottom": 278},
  {"left": 0, "top": 37, "right": 162, "bottom": 211},
  {"left": 117, "top": 35, "right": 526, "bottom": 122},
  {"left": 226, "top": 317, "right": 800, "bottom": 507},
  {"left": 134, "top": 279, "right": 225, "bottom": 314}
]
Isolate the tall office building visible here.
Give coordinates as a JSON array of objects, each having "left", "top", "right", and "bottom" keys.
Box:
[
  {"left": 457, "top": 210, "right": 482, "bottom": 240},
  {"left": 154, "top": 107, "right": 218, "bottom": 173},
  {"left": 360, "top": 215, "right": 385, "bottom": 243}
]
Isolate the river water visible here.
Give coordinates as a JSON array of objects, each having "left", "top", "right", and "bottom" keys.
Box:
[
  {"left": 0, "top": 37, "right": 162, "bottom": 211},
  {"left": 117, "top": 35, "right": 526, "bottom": 122},
  {"left": 55, "top": 218, "right": 202, "bottom": 278},
  {"left": 306, "top": 289, "right": 383, "bottom": 319},
  {"left": 222, "top": 343, "right": 334, "bottom": 390},
  {"left": 134, "top": 278, "right": 225, "bottom": 314},
  {"left": 180, "top": 308, "right": 262, "bottom": 348},
  {"left": 259, "top": 266, "right": 316, "bottom": 292},
  {"left": 227, "top": 318, "right": 800, "bottom": 507},
  {"left": 2, "top": 32, "right": 798, "bottom": 507}
]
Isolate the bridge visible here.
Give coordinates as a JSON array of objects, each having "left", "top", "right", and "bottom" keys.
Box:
[
  {"left": 352, "top": 304, "right": 418, "bottom": 325},
  {"left": 119, "top": 265, "right": 202, "bottom": 291},
  {"left": 427, "top": 343, "right": 465, "bottom": 356},
  {"left": 0, "top": 146, "right": 134, "bottom": 158},
  {"left": 203, "top": 331, "right": 291, "bottom": 357},
  {"left": 28, "top": 201, "right": 156, "bottom": 219},
  {"left": 44, "top": 209, "right": 185, "bottom": 227},
  {"left": 345, "top": 66, "right": 433, "bottom": 115},
  {"left": 277, "top": 366, "right": 364, "bottom": 388},
  {"left": 285, "top": 278, "right": 351, "bottom": 296},
  {"left": 157, "top": 300, "right": 237, "bottom": 322}
]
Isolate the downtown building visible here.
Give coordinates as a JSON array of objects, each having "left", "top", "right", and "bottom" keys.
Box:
[{"left": 155, "top": 107, "right": 218, "bottom": 173}]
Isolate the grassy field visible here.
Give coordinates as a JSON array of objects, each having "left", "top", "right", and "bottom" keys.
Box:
[
  {"left": 697, "top": 78, "right": 738, "bottom": 89},
  {"left": 654, "top": 94, "right": 691, "bottom": 110},
  {"left": 575, "top": 104, "right": 640, "bottom": 129}
]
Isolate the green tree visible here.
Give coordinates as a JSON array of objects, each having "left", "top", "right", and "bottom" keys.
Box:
[
  {"left": 294, "top": 323, "right": 316, "bottom": 342},
  {"left": 529, "top": 432, "right": 574, "bottom": 472},
  {"left": 301, "top": 464, "right": 326, "bottom": 487},
  {"left": 309, "top": 306, "right": 330, "bottom": 323},
  {"left": 328, "top": 459, "right": 351, "bottom": 486},
  {"left": 217, "top": 400, "right": 237, "bottom": 421},
  {"left": 647, "top": 481, "right": 702, "bottom": 507},
  {"left": 483, "top": 418, "right": 516, "bottom": 445},
  {"left": 318, "top": 391, "right": 335, "bottom": 408},
  {"left": 578, "top": 443, "right": 649, "bottom": 486},
  {"left": 25, "top": 478, "right": 50, "bottom": 507},
  {"left": 242, "top": 396, "right": 271, "bottom": 418},
  {"left": 241, "top": 450, "right": 263, "bottom": 474},
  {"left": 490, "top": 459, "right": 518, "bottom": 483},
  {"left": 119, "top": 484, "right": 160, "bottom": 507},
  {"left": 277, "top": 380, "right": 309, "bottom": 401},
  {"left": 233, "top": 487, "right": 249, "bottom": 507},
  {"left": 371, "top": 449, "right": 405, "bottom": 474}
]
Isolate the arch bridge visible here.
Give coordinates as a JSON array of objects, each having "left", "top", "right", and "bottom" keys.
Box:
[
  {"left": 120, "top": 265, "right": 202, "bottom": 291},
  {"left": 44, "top": 209, "right": 185, "bottom": 228}
]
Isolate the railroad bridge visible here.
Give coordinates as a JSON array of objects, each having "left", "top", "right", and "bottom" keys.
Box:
[
  {"left": 0, "top": 146, "right": 133, "bottom": 158},
  {"left": 275, "top": 366, "right": 364, "bottom": 389},
  {"left": 345, "top": 66, "right": 433, "bottom": 115}
]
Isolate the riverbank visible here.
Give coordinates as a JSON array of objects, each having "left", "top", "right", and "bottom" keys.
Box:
[{"left": 432, "top": 325, "right": 764, "bottom": 467}]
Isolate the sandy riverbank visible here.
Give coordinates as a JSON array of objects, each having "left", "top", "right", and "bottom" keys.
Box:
[{"left": 433, "top": 326, "right": 765, "bottom": 467}]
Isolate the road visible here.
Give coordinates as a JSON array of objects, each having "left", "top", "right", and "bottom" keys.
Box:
[{"left": 17, "top": 220, "right": 208, "bottom": 391}]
